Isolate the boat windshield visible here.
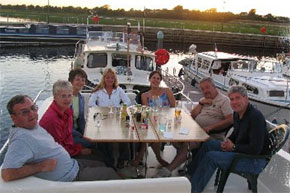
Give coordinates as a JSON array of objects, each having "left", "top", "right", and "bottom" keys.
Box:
[
  {"left": 87, "top": 53, "right": 107, "bottom": 68},
  {"left": 231, "top": 60, "right": 251, "bottom": 71},
  {"left": 112, "top": 53, "right": 131, "bottom": 67},
  {"left": 135, "top": 55, "right": 155, "bottom": 71},
  {"left": 87, "top": 31, "right": 140, "bottom": 46},
  {"left": 255, "top": 60, "right": 282, "bottom": 73}
]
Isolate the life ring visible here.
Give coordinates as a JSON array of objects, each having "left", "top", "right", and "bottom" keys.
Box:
[{"left": 155, "top": 49, "right": 170, "bottom": 65}]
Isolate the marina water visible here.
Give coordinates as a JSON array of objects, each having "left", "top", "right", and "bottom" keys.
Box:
[{"left": 0, "top": 46, "right": 74, "bottom": 147}]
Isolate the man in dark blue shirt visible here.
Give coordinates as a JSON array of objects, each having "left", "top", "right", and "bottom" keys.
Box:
[{"left": 188, "top": 85, "right": 269, "bottom": 193}]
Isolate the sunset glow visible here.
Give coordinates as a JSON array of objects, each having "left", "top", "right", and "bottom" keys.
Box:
[{"left": 1, "top": 0, "right": 289, "bottom": 18}]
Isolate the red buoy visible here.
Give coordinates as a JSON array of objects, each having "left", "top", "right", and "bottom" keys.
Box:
[
  {"left": 92, "top": 16, "right": 99, "bottom": 23},
  {"left": 155, "top": 49, "right": 170, "bottom": 65},
  {"left": 260, "top": 27, "right": 266, "bottom": 34}
]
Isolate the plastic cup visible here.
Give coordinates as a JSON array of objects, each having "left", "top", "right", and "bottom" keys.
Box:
[{"left": 158, "top": 117, "right": 167, "bottom": 133}]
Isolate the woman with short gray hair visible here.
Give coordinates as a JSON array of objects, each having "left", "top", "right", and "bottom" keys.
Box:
[
  {"left": 40, "top": 80, "right": 93, "bottom": 158},
  {"left": 52, "top": 80, "right": 73, "bottom": 96}
]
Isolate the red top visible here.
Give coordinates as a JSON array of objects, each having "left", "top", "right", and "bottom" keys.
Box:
[{"left": 39, "top": 101, "right": 83, "bottom": 156}]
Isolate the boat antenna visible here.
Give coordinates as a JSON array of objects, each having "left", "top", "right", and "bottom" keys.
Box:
[
  {"left": 126, "top": 22, "right": 131, "bottom": 79},
  {"left": 214, "top": 43, "right": 218, "bottom": 58},
  {"left": 137, "top": 20, "right": 144, "bottom": 54},
  {"left": 286, "top": 67, "right": 289, "bottom": 101}
]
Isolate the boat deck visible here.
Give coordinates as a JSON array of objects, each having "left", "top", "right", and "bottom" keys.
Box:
[
  {"left": 161, "top": 73, "right": 290, "bottom": 192},
  {"left": 143, "top": 144, "right": 290, "bottom": 193}
]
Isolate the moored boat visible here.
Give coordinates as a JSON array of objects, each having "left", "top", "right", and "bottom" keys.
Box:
[{"left": 181, "top": 50, "right": 290, "bottom": 124}]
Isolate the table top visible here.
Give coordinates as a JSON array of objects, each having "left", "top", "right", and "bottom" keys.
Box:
[
  {"left": 84, "top": 106, "right": 209, "bottom": 143},
  {"left": 84, "top": 107, "right": 140, "bottom": 142}
]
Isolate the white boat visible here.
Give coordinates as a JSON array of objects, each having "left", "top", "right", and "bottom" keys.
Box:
[
  {"left": 71, "top": 29, "right": 171, "bottom": 97},
  {"left": 182, "top": 51, "right": 290, "bottom": 124},
  {"left": 282, "top": 57, "right": 290, "bottom": 77}
]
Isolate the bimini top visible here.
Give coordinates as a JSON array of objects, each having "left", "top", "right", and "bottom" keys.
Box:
[{"left": 85, "top": 31, "right": 143, "bottom": 53}]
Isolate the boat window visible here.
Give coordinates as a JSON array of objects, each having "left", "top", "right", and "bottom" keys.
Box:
[
  {"left": 269, "top": 90, "right": 284, "bottom": 97},
  {"left": 76, "top": 27, "right": 86, "bottom": 35},
  {"left": 242, "top": 84, "right": 259, "bottom": 95},
  {"left": 201, "top": 60, "right": 210, "bottom": 70},
  {"left": 229, "top": 78, "right": 239, "bottom": 86},
  {"left": 35, "top": 25, "right": 49, "bottom": 34},
  {"left": 231, "top": 61, "right": 249, "bottom": 71},
  {"left": 255, "top": 60, "right": 282, "bottom": 73},
  {"left": 56, "top": 26, "right": 69, "bottom": 34},
  {"left": 135, "top": 55, "right": 154, "bottom": 71},
  {"left": 112, "top": 54, "right": 131, "bottom": 67},
  {"left": 197, "top": 58, "right": 202, "bottom": 68},
  {"left": 87, "top": 53, "right": 107, "bottom": 68}
]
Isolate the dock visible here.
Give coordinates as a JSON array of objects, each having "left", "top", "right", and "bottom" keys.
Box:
[{"left": 1, "top": 24, "right": 289, "bottom": 51}]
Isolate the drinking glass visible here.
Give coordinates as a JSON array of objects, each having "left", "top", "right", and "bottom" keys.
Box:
[
  {"left": 175, "top": 101, "right": 182, "bottom": 120},
  {"left": 94, "top": 113, "right": 102, "bottom": 128},
  {"left": 108, "top": 105, "right": 114, "bottom": 118},
  {"left": 115, "top": 107, "right": 121, "bottom": 117},
  {"left": 152, "top": 95, "right": 162, "bottom": 112},
  {"left": 158, "top": 116, "right": 167, "bottom": 133}
]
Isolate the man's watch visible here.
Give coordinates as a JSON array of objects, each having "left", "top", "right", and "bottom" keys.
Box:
[
  {"left": 232, "top": 144, "right": 236, "bottom": 151},
  {"left": 199, "top": 101, "right": 204, "bottom": 106}
]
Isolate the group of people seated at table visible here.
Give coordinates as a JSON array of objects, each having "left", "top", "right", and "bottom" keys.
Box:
[{"left": 1, "top": 67, "right": 270, "bottom": 193}]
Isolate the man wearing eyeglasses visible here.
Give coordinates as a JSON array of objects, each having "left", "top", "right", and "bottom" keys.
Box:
[{"left": 1, "top": 95, "right": 120, "bottom": 182}]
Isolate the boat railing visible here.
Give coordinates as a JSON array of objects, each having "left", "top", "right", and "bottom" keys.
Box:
[
  {"left": 73, "top": 39, "right": 86, "bottom": 58},
  {"left": 0, "top": 139, "right": 9, "bottom": 166},
  {"left": 33, "top": 89, "right": 52, "bottom": 103},
  {"left": 86, "top": 31, "right": 141, "bottom": 47},
  {"left": 161, "top": 68, "right": 195, "bottom": 107}
]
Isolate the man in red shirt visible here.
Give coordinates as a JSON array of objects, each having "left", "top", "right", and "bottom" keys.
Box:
[{"left": 40, "top": 80, "right": 93, "bottom": 158}]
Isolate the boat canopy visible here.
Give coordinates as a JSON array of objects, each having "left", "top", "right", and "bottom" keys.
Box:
[{"left": 86, "top": 31, "right": 141, "bottom": 47}]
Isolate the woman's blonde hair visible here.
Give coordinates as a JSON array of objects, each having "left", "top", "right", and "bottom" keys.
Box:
[{"left": 93, "top": 68, "right": 119, "bottom": 92}]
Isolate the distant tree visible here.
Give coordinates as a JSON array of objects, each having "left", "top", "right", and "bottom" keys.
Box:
[
  {"left": 239, "top": 12, "right": 248, "bottom": 16},
  {"left": 172, "top": 5, "right": 183, "bottom": 19},
  {"left": 264, "top": 14, "right": 275, "bottom": 22},
  {"left": 101, "top": 4, "right": 111, "bottom": 10},
  {"left": 205, "top": 8, "right": 217, "bottom": 13},
  {"left": 173, "top": 5, "right": 183, "bottom": 11},
  {"left": 1, "top": 3, "right": 289, "bottom": 24},
  {"left": 248, "top": 9, "right": 256, "bottom": 16}
]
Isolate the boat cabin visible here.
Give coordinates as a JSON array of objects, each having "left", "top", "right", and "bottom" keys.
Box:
[{"left": 72, "top": 31, "right": 159, "bottom": 92}]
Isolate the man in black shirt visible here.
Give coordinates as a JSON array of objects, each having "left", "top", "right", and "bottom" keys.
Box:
[{"left": 188, "top": 85, "right": 269, "bottom": 193}]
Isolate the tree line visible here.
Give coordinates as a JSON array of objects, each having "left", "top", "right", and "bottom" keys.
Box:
[{"left": 1, "top": 4, "right": 289, "bottom": 23}]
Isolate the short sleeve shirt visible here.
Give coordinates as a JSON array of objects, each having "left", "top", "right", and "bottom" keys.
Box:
[
  {"left": 195, "top": 93, "right": 232, "bottom": 128},
  {"left": 2, "top": 125, "right": 79, "bottom": 182}
]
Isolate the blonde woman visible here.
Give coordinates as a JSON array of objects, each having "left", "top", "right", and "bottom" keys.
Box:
[
  {"left": 88, "top": 68, "right": 131, "bottom": 107},
  {"left": 88, "top": 68, "right": 131, "bottom": 169}
]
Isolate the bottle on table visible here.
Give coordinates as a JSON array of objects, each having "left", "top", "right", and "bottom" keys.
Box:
[
  {"left": 136, "top": 104, "right": 142, "bottom": 122},
  {"left": 121, "top": 104, "right": 128, "bottom": 121}
]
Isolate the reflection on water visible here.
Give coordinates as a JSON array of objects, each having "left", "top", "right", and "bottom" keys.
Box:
[{"left": 0, "top": 46, "right": 74, "bottom": 146}]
